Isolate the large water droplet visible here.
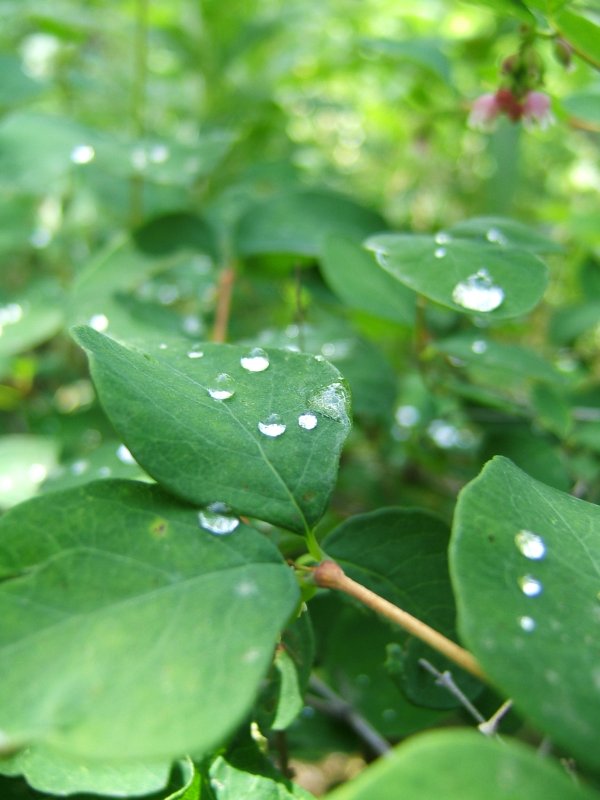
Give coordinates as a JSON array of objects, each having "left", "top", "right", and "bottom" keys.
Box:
[
  {"left": 187, "top": 344, "right": 204, "bottom": 359},
  {"left": 70, "top": 144, "right": 95, "bottom": 165},
  {"left": 486, "top": 227, "right": 507, "bottom": 245},
  {"left": 308, "top": 382, "right": 350, "bottom": 423},
  {"left": 198, "top": 502, "right": 240, "bottom": 535},
  {"left": 240, "top": 347, "right": 270, "bottom": 372},
  {"left": 452, "top": 269, "right": 504, "bottom": 313},
  {"left": 258, "top": 413, "right": 286, "bottom": 438},
  {"left": 435, "top": 231, "right": 451, "bottom": 245},
  {"left": 518, "top": 615, "right": 536, "bottom": 632},
  {"left": 208, "top": 373, "right": 235, "bottom": 400},
  {"left": 518, "top": 575, "right": 543, "bottom": 597},
  {"left": 515, "top": 530, "right": 547, "bottom": 561},
  {"left": 88, "top": 313, "right": 109, "bottom": 332},
  {"left": 298, "top": 412, "right": 318, "bottom": 430},
  {"left": 471, "top": 339, "right": 488, "bottom": 354}
]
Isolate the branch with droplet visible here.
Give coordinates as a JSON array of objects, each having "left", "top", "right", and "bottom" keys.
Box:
[{"left": 312, "top": 560, "right": 486, "bottom": 682}]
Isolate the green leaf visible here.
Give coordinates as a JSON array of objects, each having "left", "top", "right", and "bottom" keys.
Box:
[
  {"left": 272, "top": 611, "right": 314, "bottom": 730},
  {"left": 359, "top": 38, "right": 452, "bottom": 82},
  {"left": 323, "top": 508, "right": 482, "bottom": 709},
  {"left": 325, "top": 730, "right": 600, "bottom": 799},
  {"left": 553, "top": 9, "right": 600, "bottom": 69},
  {"left": 562, "top": 91, "right": 600, "bottom": 127},
  {"left": 0, "top": 480, "right": 299, "bottom": 761},
  {"left": 366, "top": 234, "right": 548, "bottom": 320},
  {"left": 450, "top": 456, "right": 600, "bottom": 770},
  {"left": 0, "top": 280, "right": 64, "bottom": 359},
  {"left": 0, "top": 55, "right": 44, "bottom": 110},
  {"left": 448, "top": 217, "right": 562, "bottom": 254},
  {"left": 235, "top": 190, "right": 386, "bottom": 258},
  {"left": 0, "top": 745, "right": 170, "bottom": 797},
  {"left": 71, "top": 326, "right": 351, "bottom": 533},
  {"left": 0, "top": 436, "right": 60, "bottom": 509},
  {"left": 530, "top": 383, "right": 572, "bottom": 438},
  {"left": 320, "top": 236, "right": 415, "bottom": 326}
]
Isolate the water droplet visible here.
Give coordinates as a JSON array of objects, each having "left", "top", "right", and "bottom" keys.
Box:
[
  {"left": 435, "top": 231, "right": 451, "bottom": 245},
  {"left": 208, "top": 373, "right": 235, "bottom": 400},
  {"left": 314, "top": 354, "right": 325, "bottom": 362},
  {"left": 28, "top": 463, "right": 47, "bottom": 483},
  {"left": 285, "top": 324, "right": 300, "bottom": 339},
  {"left": 395, "top": 405, "right": 420, "bottom": 427},
  {"left": 486, "top": 227, "right": 507, "bottom": 245},
  {"left": 30, "top": 229, "right": 51, "bottom": 249},
  {"left": 515, "top": 530, "right": 547, "bottom": 561},
  {"left": 240, "top": 347, "right": 270, "bottom": 372},
  {"left": 471, "top": 339, "right": 488, "bottom": 354},
  {"left": 88, "top": 313, "right": 109, "bottom": 332},
  {"left": 158, "top": 343, "right": 168, "bottom": 350},
  {"left": 97, "top": 466, "right": 111, "bottom": 477},
  {"left": 0, "top": 303, "right": 23, "bottom": 327},
  {"left": 198, "top": 503, "right": 240, "bottom": 535},
  {"left": 182, "top": 315, "right": 203, "bottom": 335},
  {"left": 187, "top": 345, "right": 204, "bottom": 359},
  {"left": 298, "top": 412, "right": 318, "bottom": 430},
  {"left": 452, "top": 269, "right": 504, "bottom": 313},
  {"left": 434, "top": 247, "right": 447, "bottom": 258},
  {"left": 308, "top": 382, "right": 350, "bottom": 423},
  {"left": 157, "top": 284, "right": 179, "bottom": 305},
  {"left": 71, "top": 459, "right": 89, "bottom": 475},
  {"left": 518, "top": 615, "right": 536, "bottom": 632},
  {"left": 518, "top": 575, "right": 543, "bottom": 597},
  {"left": 258, "top": 413, "right": 286, "bottom": 438},
  {"left": 149, "top": 143, "right": 169, "bottom": 163},
  {"left": 70, "top": 144, "right": 95, "bottom": 165},
  {"left": 235, "top": 580, "right": 258, "bottom": 597},
  {"left": 116, "top": 444, "right": 136, "bottom": 465}
]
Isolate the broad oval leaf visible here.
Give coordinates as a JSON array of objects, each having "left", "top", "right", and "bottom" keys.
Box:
[
  {"left": 365, "top": 234, "right": 548, "bottom": 320},
  {"left": 0, "top": 480, "right": 299, "bottom": 762},
  {"left": 450, "top": 456, "right": 600, "bottom": 770},
  {"left": 235, "top": 190, "right": 386, "bottom": 258},
  {"left": 71, "top": 326, "right": 351, "bottom": 533},
  {"left": 326, "top": 730, "right": 600, "bottom": 800}
]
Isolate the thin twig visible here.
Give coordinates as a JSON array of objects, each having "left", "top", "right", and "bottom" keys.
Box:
[
  {"left": 313, "top": 561, "right": 486, "bottom": 682},
  {"left": 418, "top": 658, "right": 485, "bottom": 723},
  {"left": 211, "top": 264, "right": 236, "bottom": 343},
  {"left": 308, "top": 675, "right": 391, "bottom": 757},
  {"left": 478, "top": 699, "right": 513, "bottom": 736}
]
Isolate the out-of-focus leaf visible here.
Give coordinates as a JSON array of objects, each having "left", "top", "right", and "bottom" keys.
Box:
[{"left": 0, "top": 435, "right": 60, "bottom": 509}]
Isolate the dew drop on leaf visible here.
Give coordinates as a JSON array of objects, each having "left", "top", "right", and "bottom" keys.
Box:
[
  {"left": 298, "top": 412, "right": 318, "bottom": 430},
  {"left": 434, "top": 247, "right": 447, "bottom": 258},
  {"left": 308, "top": 382, "right": 350, "bottom": 423},
  {"left": 435, "top": 231, "right": 451, "bottom": 245},
  {"left": 258, "top": 413, "right": 286, "bottom": 438},
  {"left": 88, "top": 313, "right": 109, "bottom": 332},
  {"left": 208, "top": 373, "right": 235, "bottom": 400},
  {"left": 452, "top": 268, "right": 504, "bottom": 313},
  {"left": 187, "top": 345, "right": 204, "bottom": 359},
  {"left": 240, "top": 347, "right": 270, "bottom": 372},
  {"left": 70, "top": 144, "right": 95, "bottom": 164},
  {"left": 486, "top": 227, "right": 507, "bottom": 245},
  {"left": 518, "top": 575, "right": 543, "bottom": 597},
  {"left": 471, "top": 339, "right": 488, "bottom": 354},
  {"left": 518, "top": 615, "right": 536, "bottom": 632},
  {"left": 198, "top": 503, "right": 240, "bottom": 535},
  {"left": 515, "top": 530, "right": 547, "bottom": 561}
]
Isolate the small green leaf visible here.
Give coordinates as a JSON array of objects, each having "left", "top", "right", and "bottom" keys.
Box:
[
  {"left": 272, "top": 611, "right": 314, "bottom": 731},
  {"left": 450, "top": 457, "right": 600, "bottom": 770},
  {"left": 325, "top": 730, "right": 600, "bottom": 799},
  {"left": 235, "top": 190, "right": 386, "bottom": 258},
  {"left": 0, "top": 480, "right": 299, "bottom": 761},
  {"left": 71, "top": 327, "right": 351, "bottom": 533},
  {"left": 366, "top": 234, "right": 548, "bottom": 319},
  {"left": 320, "top": 236, "right": 415, "bottom": 325}
]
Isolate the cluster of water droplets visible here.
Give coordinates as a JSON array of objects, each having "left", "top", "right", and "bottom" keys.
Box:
[
  {"left": 514, "top": 529, "right": 547, "bottom": 633},
  {"left": 452, "top": 268, "right": 505, "bottom": 313},
  {"left": 198, "top": 502, "right": 240, "bottom": 535},
  {"left": 434, "top": 231, "right": 451, "bottom": 259}
]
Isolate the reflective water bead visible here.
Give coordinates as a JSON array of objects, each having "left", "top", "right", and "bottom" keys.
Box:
[
  {"left": 471, "top": 339, "right": 488, "bottom": 354},
  {"left": 518, "top": 615, "right": 536, "bottom": 632},
  {"left": 395, "top": 405, "right": 420, "bottom": 427},
  {"left": 70, "top": 144, "right": 95, "bottom": 164},
  {"left": 158, "top": 343, "right": 168, "bottom": 350},
  {"left": 518, "top": 575, "right": 543, "bottom": 597},
  {"left": 435, "top": 231, "right": 451, "bottom": 245},
  {"left": 298, "top": 412, "right": 318, "bottom": 430},
  {"left": 187, "top": 345, "right": 204, "bottom": 359},
  {"left": 198, "top": 503, "right": 240, "bottom": 535},
  {"left": 88, "top": 313, "right": 109, "bottom": 332},
  {"left": 308, "top": 382, "right": 350, "bottom": 423},
  {"left": 515, "top": 530, "right": 547, "bottom": 561},
  {"left": 452, "top": 268, "right": 504, "bottom": 313},
  {"left": 486, "top": 227, "right": 507, "bottom": 245},
  {"left": 434, "top": 247, "right": 447, "bottom": 258},
  {"left": 208, "top": 373, "right": 235, "bottom": 400},
  {"left": 240, "top": 347, "right": 270, "bottom": 372},
  {"left": 258, "top": 413, "right": 286, "bottom": 438}
]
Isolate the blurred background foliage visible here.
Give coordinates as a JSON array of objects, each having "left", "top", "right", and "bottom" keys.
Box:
[{"left": 0, "top": 0, "right": 599, "bottom": 523}]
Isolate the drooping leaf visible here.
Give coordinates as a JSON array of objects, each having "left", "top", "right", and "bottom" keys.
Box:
[
  {"left": 320, "top": 236, "right": 415, "bottom": 326},
  {"left": 450, "top": 456, "right": 600, "bottom": 770},
  {"left": 71, "top": 327, "right": 351, "bottom": 533},
  {"left": 235, "top": 190, "right": 386, "bottom": 258},
  {"left": 0, "top": 480, "right": 299, "bottom": 761},
  {"left": 325, "top": 730, "right": 600, "bottom": 799},
  {"left": 365, "top": 233, "right": 548, "bottom": 320}
]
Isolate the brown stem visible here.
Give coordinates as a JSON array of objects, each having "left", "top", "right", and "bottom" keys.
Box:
[
  {"left": 313, "top": 561, "right": 486, "bottom": 682},
  {"left": 211, "top": 264, "right": 236, "bottom": 343}
]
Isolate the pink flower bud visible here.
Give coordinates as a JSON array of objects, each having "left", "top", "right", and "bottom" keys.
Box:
[
  {"left": 468, "top": 93, "right": 501, "bottom": 130},
  {"left": 522, "top": 91, "right": 554, "bottom": 129}
]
